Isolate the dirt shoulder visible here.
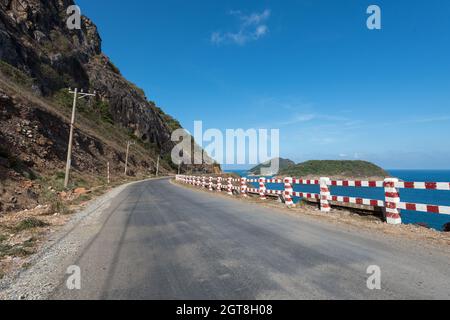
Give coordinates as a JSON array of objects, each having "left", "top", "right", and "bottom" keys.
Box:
[{"left": 172, "top": 179, "right": 450, "bottom": 252}]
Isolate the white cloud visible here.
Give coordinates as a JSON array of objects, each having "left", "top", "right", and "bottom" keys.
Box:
[
  {"left": 238, "top": 9, "right": 271, "bottom": 26},
  {"left": 211, "top": 9, "right": 271, "bottom": 46},
  {"left": 255, "top": 25, "right": 268, "bottom": 38},
  {"left": 278, "top": 113, "right": 349, "bottom": 126}
]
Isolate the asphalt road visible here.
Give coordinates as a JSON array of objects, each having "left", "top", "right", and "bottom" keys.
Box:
[{"left": 52, "top": 178, "right": 450, "bottom": 300}]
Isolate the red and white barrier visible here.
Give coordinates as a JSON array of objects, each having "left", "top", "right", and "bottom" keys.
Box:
[
  {"left": 284, "top": 177, "right": 294, "bottom": 206},
  {"left": 329, "top": 195, "right": 384, "bottom": 207},
  {"left": 395, "top": 181, "right": 450, "bottom": 190},
  {"left": 217, "top": 177, "right": 222, "bottom": 192},
  {"left": 202, "top": 176, "right": 206, "bottom": 188},
  {"left": 176, "top": 175, "right": 450, "bottom": 226},
  {"left": 227, "top": 177, "right": 233, "bottom": 196},
  {"left": 330, "top": 180, "right": 384, "bottom": 188},
  {"left": 259, "top": 178, "right": 267, "bottom": 200},
  {"left": 320, "top": 177, "right": 331, "bottom": 213},
  {"left": 209, "top": 177, "right": 213, "bottom": 191},
  {"left": 384, "top": 178, "right": 402, "bottom": 225},
  {"left": 293, "top": 179, "right": 320, "bottom": 185},
  {"left": 398, "top": 202, "right": 450, "bottom": 215}
]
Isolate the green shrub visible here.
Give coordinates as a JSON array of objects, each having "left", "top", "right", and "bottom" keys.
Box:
[
  {"left": 93, "top": 100, "right": 113, "bottom": 124},
  {"left": 53, "top": 88, "right": 73, "bottom": 109},
  {"left": 55, "top": 171, "right": 66, "bottom": 180}
]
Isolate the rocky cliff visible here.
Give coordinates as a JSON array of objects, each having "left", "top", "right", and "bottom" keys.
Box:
[{"left": 0, "top": 0, "right": 177, "bottom": 151}]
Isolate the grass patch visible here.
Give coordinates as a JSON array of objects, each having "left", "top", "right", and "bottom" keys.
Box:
[
  {"left": 39, "top": 188, "right": 71, "bottom": 215},
  {"left": 0, "top": 234, "right": 7, "bottom": 243},
  {"left": 0, "top": 60, "right": 34, "bottom": 88},
  {"left": 71, "top": 194, "right": 92, "bottom": 206},
  {"left": 50, "top": 197, "right": 71, "bottom": 215},
  {"left": 5, "top": 246, "right": 34, "bottom": 257},
  {"left": 55, "top": 171, "right": 66, "bottom": 180},
  {"left": 39, "top": 170, "right": 87, "bottom": 192},
  {"left": 14, "top": 218, "right": 49, "bottom": 232},
  {"left": 0, "top": 243, "right": 13, "bottom": 258},
  {"left": 0, "top": 243, "right": 35, "bottom": 258}
]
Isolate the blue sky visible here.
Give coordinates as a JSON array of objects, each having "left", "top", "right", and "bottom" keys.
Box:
[{"left": 76, "top": 0, "right": 450, "bottom": 169}]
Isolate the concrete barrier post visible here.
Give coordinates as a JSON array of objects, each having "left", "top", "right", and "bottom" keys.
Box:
[
  {"left": 259, "top": 177, "right": 267, "bottom": 200},
  {"left": 209, "top": 177, "right": 213, "bottom": 191},
  {"left": 217, "top": 177, "right": 222, "bottom": 192},
  {"left": 320, "top": 177, "right": 331, "bottom": 212},
  {"left": 227, "top": 177, "right": 233, "bottom": 195},
  {"left": 240, "top": 177, "right": 248, "bottom": 197},
  {"left": 384, "top": 178, "right": 402, "bottom": 225},
  {"left": 284, "top": 177, "right": 294, "bottom": 207}
]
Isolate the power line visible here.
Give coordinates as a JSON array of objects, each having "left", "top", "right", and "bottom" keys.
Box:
[{"left": 64, "top": 88, "right": 97, "bottom": 189}]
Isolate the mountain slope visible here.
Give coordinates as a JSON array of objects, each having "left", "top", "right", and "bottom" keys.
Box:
[
  {"left": 0, "top": 0, "right": 219, "bottom": 213},
  {"left": 0, "top": 0, "right": 176, "bottom": 151}
]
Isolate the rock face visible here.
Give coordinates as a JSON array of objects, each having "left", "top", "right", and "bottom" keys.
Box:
[
  {"left": 0, "top": 0, "right": 187, "bottom": 153},
  {"left": 249, "top": 158, "right": 296, "bottom": 176}
]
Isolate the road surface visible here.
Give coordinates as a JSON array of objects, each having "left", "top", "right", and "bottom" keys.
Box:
[{"left": 51, "top": 178, "right": 450, "bottom": 299}]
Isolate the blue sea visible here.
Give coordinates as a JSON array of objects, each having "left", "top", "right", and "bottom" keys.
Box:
[{"left": 225, "top": 170, "right": 450, "bottom": 231}]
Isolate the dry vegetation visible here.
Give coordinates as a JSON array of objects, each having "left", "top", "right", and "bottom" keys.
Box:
[{"left": 0, "top": 175, "right": 156, "bottom": 280}]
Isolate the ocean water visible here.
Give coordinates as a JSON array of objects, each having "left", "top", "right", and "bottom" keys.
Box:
[{"left": 225, "top": 170, "right": 450, "bottom": 231}]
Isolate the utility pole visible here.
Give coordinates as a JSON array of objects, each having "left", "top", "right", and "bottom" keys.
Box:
[
  {"left": 124, "top": 141, "right": 135, "bottom": 176},
  {"left": 107, "top": 161, "right": 110, "bottom": 185},
  {"left": 64, "top": 88, "right": 96, "bottom": 189},
  {"left": 156, "top": 154, "right": 160, "bottom": 177}
]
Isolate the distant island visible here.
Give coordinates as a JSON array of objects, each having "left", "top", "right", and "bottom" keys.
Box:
[
  {"left": 249, "top": 159, "right": 390, "bottom": 179},
  {"left": 248, "top": 158, "right": 295, "bottom": 176}
]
